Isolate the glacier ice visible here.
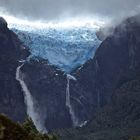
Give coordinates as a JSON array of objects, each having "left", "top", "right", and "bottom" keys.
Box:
[
  {"left": 10, "top": 21, "right": 102, "bottom": 130},
  {"left": 11, "top": 24, "right": 101, "bottom": 73},
  {"left": 12, "top": 23, "right": 101, "bottom": 129}
]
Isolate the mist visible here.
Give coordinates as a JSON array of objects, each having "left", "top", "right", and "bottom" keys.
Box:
[{"left": 0, "top": 0, "right": 140, "bottom": 21}]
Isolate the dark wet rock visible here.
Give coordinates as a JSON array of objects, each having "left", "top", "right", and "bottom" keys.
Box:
[
  {"left": 96, "top": 26, "right": 114, "bottom": 41},
  {"left": 73, "top": 14, "right": 140, "bottom": 108},
  {"left": 0, "top": 18, "right": 30, "bottom": 122},
  {"left": 21, "top": 59, "right": 72, "bottom": 130},
  {"left": 21, "top": 58, "right": 97, "bottom": 130},
  {"left": 0, "top": 17, "right": 7, "bottom": 30},
  {"left": 16, "top": 14, "right": 140, "bottom": 131},
  {"left": 57, "top": 15, "right": 140, "bottom": 140},
  {"left": 1, "top": 13, "right": 140, "bottom": 134}
]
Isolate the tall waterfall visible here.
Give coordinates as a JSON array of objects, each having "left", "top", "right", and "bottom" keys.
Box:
[
  {"left": 16, "top": 64, "right": 47, "bottom": 133},
  {"left": 66, "top": 74, "right": 79, "bottom": 127}
]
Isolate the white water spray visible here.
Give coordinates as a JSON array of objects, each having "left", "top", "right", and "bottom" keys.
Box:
[
  {"left": 79, "top": 120, "right": 88, "bottom": 128},
  {"left": 16, "top": 64, "right": 47, "bottom": 133},
  {"left": 66, "top": 74, "right": 79, "bottom": 127}
]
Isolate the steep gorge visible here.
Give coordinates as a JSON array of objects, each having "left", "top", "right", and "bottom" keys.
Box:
[
  {"left": 0, "top": 17, "right": 29, "bottom": 122},
  {"left": 0, "top": 14, "right": 140, "bottom": 137}
]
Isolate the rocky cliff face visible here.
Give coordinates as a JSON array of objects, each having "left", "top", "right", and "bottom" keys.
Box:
[
  {"left": 73, "top": 14, "right": 140, "bottom": 108},
  {"left": 57, "top": 15, "right": 140, "bottom": 140},
  {"left": 20, "top": 53, "right": 97, "bottom": 130},
  {"left": 0, "top": 17, "right": 97, "bottom": 130},
  {"left": 21, "top": 60, "right": 71, "bottom": 130},
  {"left": 58, "top": 72, "right": 140, "bottom": 140},
  {"left": 1, "top": 14, "right": 140, "bottom": 134},
  {"left": 14, "top": 14, "right": 140, "bottom": 131},
  {"left": 0, "top": 17, "right": 29, "bottom": 122}
]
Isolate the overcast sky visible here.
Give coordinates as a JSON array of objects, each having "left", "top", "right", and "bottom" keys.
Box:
[{"left": 0, "top": 0, "right": 140, "bottom": 21}]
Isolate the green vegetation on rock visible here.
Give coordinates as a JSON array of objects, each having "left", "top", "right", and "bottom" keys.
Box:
[
  {"left": 129, "top": 136, "right": 140, "bottom": 140},
  {"left": 0, "top": 114, "right": 57, "bottom": 140}
]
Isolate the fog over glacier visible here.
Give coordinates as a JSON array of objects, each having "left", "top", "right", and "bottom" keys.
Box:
[
  {"left": 0, "top": 0, "right": 140, "bottom": 73},
  {"left": 0, "top": 0, "right": 140, "bottom": 133},
  {"left": 0, "top": 0, "right": 140, "bottom": 21}
]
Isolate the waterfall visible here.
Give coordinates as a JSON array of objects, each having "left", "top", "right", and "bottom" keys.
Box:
[
  {"left": 16, "top": 64, "right": 47, "bottom": 133},
  {"left": 79, "top": 120, "right": 88, "bottom": 128},
  {"left": 66, "top": 74, "right": 79, "bottom": 127}
]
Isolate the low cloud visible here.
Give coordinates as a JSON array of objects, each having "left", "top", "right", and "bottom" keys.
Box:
[{"left": 0, "top": 0, "right": 140, "bottom": 22}]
